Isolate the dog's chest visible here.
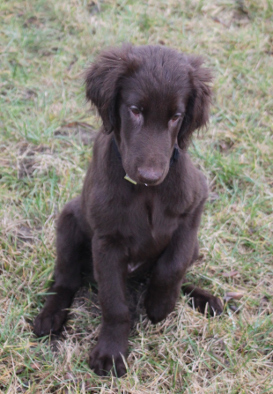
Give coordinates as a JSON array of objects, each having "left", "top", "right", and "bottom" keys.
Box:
[
  {"left": 124, "top": 191, "right": 180, "bottom": 261},
  {"left": 89, "top": 179, "right": 182, "bottom": 263}
]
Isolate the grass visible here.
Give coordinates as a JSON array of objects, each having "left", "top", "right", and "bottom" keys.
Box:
[{"left": 1, "top": 0, "right": 273, "bottom": 392}]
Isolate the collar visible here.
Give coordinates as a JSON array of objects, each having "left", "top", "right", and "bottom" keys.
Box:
[
  {"left": 111, "top": 136, "right": 179, "bottom": 184},
  {"left": 170, "top": 144, "right": 180, "bottom": 167}
]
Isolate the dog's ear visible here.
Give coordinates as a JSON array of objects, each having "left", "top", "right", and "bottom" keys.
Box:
[
  {"left": 85, "top": 45, "right": 139, "bottom": 134},
  {"left": 178, "top": 57, "right": 212, "bottom": 149}
]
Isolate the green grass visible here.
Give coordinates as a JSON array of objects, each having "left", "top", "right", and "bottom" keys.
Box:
[{"left": 1, "top": 0, "right": 273, "bottom": 392}]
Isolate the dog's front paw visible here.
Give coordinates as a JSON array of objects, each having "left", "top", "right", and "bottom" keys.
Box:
[
  {"left": 145, "top": 287, "right": 179, "bottom": 324},
  {"left": 33, "top": 307, "right": 67, "bottom": 337},
  {"left": 89, "top": 341, "right": 127, "bottom": 377}
]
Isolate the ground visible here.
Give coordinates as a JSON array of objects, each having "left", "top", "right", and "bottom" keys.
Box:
[{"left": 1, "top": 0, "right": 273, "bottom": 393}]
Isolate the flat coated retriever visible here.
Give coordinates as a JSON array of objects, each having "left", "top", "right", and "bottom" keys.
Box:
[{"left": 34, "top": 44, "right": 223, "bottom": 377}]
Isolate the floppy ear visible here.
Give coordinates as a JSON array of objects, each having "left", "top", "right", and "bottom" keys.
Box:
[
  {"left": 178, "top": 57, "right": 213, "bottom": 149},
  {"left": 85, "top": 45, "right": 139, "bottom": 134}
]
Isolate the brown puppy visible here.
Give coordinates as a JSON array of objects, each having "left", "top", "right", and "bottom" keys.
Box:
[{"left": 34, "top": 45, "right": 223, "bottom": 377}]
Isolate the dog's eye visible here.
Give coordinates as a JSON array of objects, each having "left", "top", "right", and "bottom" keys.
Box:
[
  {"left": 130, "top": 106, "right": 141, "bottom": 116},
  {"left": 171, "top": 113, "right": 182, "bottom": 122}
]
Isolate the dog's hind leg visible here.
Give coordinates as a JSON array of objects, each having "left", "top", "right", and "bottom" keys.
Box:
[
  {"left": 183, "top": 239, "right": 223, "bottom": 316},
  {"left": 34, "top": 196, "right": 92, "bottom": 336},
  {"left": 181, "top": 281, "right": 223, "bottom": 316}
]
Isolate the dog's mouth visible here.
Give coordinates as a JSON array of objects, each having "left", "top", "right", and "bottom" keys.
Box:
[
  {"left": 139, "top": 174, "right": 167, "bottom": 187},
  {"left": 124, "top": 167, "right": 168, "bottom": 187},
  {"left": 123, "top": 148, "right": 180, "bottom": 187},
  {"left": 118, "top": 139, "right": 179, "bottom": 187},
  {"left": 124, "top": 177, "right": 165, "bottom": 187}
]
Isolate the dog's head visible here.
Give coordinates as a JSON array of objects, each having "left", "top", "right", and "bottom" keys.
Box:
[{"left": 86, "top": 45, "right": 212, "bottom": 186}]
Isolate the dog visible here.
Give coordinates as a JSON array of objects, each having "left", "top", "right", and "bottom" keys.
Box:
[{"left": 34, "top": 44, "right": 223, "bottom": 377}]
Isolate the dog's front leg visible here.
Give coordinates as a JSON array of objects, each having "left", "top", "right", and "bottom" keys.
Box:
[
  {"left": 145, "top": 206, "right": 204, "bottom": 324},
  {"left": 89, "top": 234, "right": 130, "bottom": 377}
]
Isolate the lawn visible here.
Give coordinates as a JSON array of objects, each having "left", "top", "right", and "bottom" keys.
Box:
[{"left": 1, "top": 0, "right": 273, "bottom": 392}]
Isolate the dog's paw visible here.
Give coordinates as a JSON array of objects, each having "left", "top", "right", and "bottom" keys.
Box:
[
  {"left": 89, "top": 342, "right": 127, "bottom": 377},
  {"left": 145, "top": 288, "right": 178, "bottom": 324},
  {"left": 33, "top": 308, "right": 67, "bottom": 337}
]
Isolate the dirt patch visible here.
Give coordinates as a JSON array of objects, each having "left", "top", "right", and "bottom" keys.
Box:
[
  {"left": 18, "top": 143, "right": 52, "bottom": 178},
  {"left": 232, "top": 1, "right": 250, "bottom": 26},
  {"left": 214, "top": 138, "right": 235, "bottom": 153},
  {"left": 54, "top": 122, "right": 98, "bottom": 146},
  {"left": 18, "top": 156, "right": 36, "bottom": 178},
  {"left": 22, "top": 15, "right": 45, "bottom": 28},
  {"left": 16, "top": 225, "right": 36, "bottom": 243},
  {"left": 22, "top": 88, "right": 38, "bottom": 100},
  {"left": 9, "top": 224, "right": 41, "bottom": 248},
  {"left": 87, "top": 1, "right": 101, "bottom": 15},
  {"left": 208, "top": 191, "right": 220, "bottom": 203}
]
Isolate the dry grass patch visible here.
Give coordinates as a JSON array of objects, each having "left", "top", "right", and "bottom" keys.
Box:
[{"left": 1, "top": 0, "right": 273, "bottom": 392}]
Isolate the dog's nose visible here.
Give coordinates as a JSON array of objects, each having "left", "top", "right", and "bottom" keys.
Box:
[{"left": 137, "top": 167, "right": 164, "bottom": 184}]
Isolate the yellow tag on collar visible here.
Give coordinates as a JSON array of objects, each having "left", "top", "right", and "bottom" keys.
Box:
[{"left": 124, "top": 174, "right": 137, "bottom": 185}]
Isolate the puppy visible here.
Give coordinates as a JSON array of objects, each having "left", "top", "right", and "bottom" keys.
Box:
[{"left": 34, "top": 45, "right": 223, "bottom": 377}]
